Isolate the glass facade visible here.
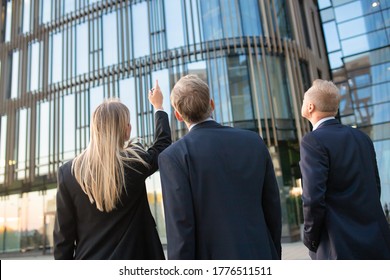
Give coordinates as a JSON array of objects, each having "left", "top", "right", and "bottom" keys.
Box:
[
  {"left": 0, "top": 0, "right": 329, "bottom": 254},
  {"left": 319, "top": 0, "right": 390, "bottom": 211}
]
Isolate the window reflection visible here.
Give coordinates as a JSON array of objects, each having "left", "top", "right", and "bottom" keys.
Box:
[{"left": 228, "top": 56, "right": 254, "bottom": 127}]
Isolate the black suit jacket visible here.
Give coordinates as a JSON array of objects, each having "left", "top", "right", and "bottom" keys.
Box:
[
  {"left": 300, "top": 119, "right": 390, "bottom": 259},
  {"left": 159, "top": 121, "right": 282, "bottom": 260},
  {"left": 53, "top": 111, "right": 171, "bottom": 259}
]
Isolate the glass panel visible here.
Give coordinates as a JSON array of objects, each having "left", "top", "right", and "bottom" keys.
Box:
[
  {"left": 22, "top": 0, "right": 31, "bottom": 34},
  {"left": 38, "top": 102, "right": 50, "bottom": 175},
  {"left": 338, "top": 12, "right": 386, "bottom": 40},
  {"left": 41, "top": 0, "right": 52, "bottom": 25},
  {"left": 323, "top": 21, "right": 341, "bottom": 52},
  {"left": 20, "top": 192, "right": 44, "bottom": 252},
  {"left": 119, "top": 78, "right": 138, "bottom": 138},
  {"left": 328, "top": 51, "right": 343, "bottom": 69},
  {"left": 103, "top": 11, "right": 118, "bottom": 67},
  {"left": 318, "top": 0, "right": 331, "bottom": 9},
  {"left": 11, "top": 51, "right": 19, "bottom": 99},
  {"left": 63, "top": 95, "right": 76, "bottom": 161},
  {"left": 208, "top": 57, "right": 231, "bottom": 124},
  {"left": 342, "top": 30, "right": 388, "bottom": 57},
  {"left": 5, "top": 1, "right": 12, "bottom": 42},
  {"left": 165, "top": 0, "right": 184, "bottom": 49},
  {"left": 334, "top": 1, "right": 363, "bottom": 22},
  {"left": 273, "top": 0, "right": 292, "bottom": 38},
  {"left": 0, "top": 116, "right": 7, "bottom": 184},
  {"left": 4, "top": 194, "right": 21, "bottom": 252},
  {"left": 76, "top": 22, "right": 89, "bottom": 76},
  {"left": 132, "top": 2, "right": 150, "bottom": 58},
  {"left": 51, "top": 32, "right": 63, "bottom": 84},
  {"left": 200, "top": 0, "right": 223, "bottom": 41},
  {"left": 29, "top": 42, "right": 41, "bottom": 92},
  {"left": 220, "top": 0, "right": 240, "bottom": 38},
  {"left": 354, "top": 102, "right": 390, "bottom": 126},
  {"left": 240, "top": 0, "right": 262, "bottom": 36},
  {"left": 267, "top": 56, "right": 291, "bottom": 119},
  {"left": 43, "top": 188, "right": 57, "bottom": 252},
  {"left": 227, "top": 55, "right": 254, "bottom": 123},
  {"left": 64, "top": 0, "right": 75, "bottom": 15},
  {"left": 320, "top": 8, "right": 335, "bottom": 23},
  {"left": 339, "top": 82, "right": 354, "bottom": 116},
  {"left": 361, "top": 122, "right": 390, "bottom": 142},
  {"left": 17, "top": 109, "right": 28, "bottom": 180}
]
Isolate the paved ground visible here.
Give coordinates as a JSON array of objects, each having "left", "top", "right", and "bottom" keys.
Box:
[{"left": 0, "top": 241, "right": 309, "bottom": 260}]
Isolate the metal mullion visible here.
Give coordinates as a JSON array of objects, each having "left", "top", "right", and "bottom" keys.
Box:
[
  {"left": 284, "top": 40, "right": 302, "bottom": 143},
  {"left": 253, "top": 37, "right": 271, "bottom": 146},
  {"left": 124, "top": 0, "right": 131, "bottom": 64},
  {"left": 259, "top": 36, "right": 278, "bottom": 147},
  {"left": 247, "top": 36, "right": 263, "bottom": 139},
  {"left": 119, "top": 0, "right": 125, "bottom": 67}
]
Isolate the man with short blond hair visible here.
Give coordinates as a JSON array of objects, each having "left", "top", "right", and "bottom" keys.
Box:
[
  {"left": 300, "top": 79, "right": 390, "bottom": 260},
  {"left": 159, "top": 74, "right": 282, "bottom": 260}
]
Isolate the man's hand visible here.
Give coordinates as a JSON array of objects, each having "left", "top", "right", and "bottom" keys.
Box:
[{"left": 148, "top": 80, "right": 164, "bottom": 110}]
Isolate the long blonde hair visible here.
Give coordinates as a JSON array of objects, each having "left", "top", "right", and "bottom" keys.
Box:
[{"left": 71, "top": 98, "right": 148, "bottom": 212}]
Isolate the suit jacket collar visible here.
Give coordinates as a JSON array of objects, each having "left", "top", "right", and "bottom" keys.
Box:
[
  {"left": 316, "top": 118, "right": 340, "bottom": 129},
  {"left": 189, "top": 120, "right": 221, "bottom": 132}
]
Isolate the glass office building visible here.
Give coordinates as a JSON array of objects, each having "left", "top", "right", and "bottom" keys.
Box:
[
  {"left": 319, "top": 0, "right": 390, "bottom": 213},
  {"left": 0, "top": 0, "right": 329, "bottom": 254}
]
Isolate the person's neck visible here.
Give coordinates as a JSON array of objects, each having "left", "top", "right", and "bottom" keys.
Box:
[{"left": 310, "top": 113, "right": 335, "bottom": 127}]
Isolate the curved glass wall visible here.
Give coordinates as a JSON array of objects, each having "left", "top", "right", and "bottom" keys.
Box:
[
  {"left": 0, "top": 0, "right": 328, "bottom": 253},
  {"left": 319, "top": 0, "right": 390, "bottom": 209}
]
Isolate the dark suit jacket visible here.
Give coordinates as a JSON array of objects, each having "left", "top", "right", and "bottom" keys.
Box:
[
  {"left": 300, "top": 119, "right": 390, "bottom": 259},
  {"left": 159, "top": 120, "right": 282, "bottom": 260},
  {"left": 53, "top": 111, "right": 171, "bottom": 259}
]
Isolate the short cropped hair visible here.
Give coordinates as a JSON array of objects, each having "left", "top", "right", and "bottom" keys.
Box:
[
  {"left": 170, "top": 74, "right": 213, "bottom": 123},
  {"left": 305, "top": 79, "right": 341, "bottom": 114}
]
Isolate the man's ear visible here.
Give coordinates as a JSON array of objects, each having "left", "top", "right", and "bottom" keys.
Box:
[
  {"left": 175, "top": 110, "right": 184, "bottom": 122},
  {"left": 210, "top": 99, "right": 215, "bottom": 111}
]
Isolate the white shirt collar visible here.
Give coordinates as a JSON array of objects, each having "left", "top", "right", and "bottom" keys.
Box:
[
  {"left": 189, "top": 117, "right": 214, "bottom": 131},
  {"left": 312, "top": 117, "right": 335, "bottom": 131}
]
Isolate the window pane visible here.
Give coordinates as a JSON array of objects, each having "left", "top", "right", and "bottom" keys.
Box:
[
  {"left": 51, "top": 33, "right": 63, "bottom": 84},
  {"left": 5, "top": 2, "right": 12, "bottom": 42},
  {"left": 132, "top": 2, "right": 150, "bottom": 58},
  {"left": 38, "top": 102, "right": 49, "bottom": 175},
  {"left": 119, "top": 78, "right": 138, "bottom": 138},
  {"left": 29, "top": 42, "right": 40, "bottom": 91},
  {"left": 76, "top": 23, "right": 89, "bottom": 75},
  {"left": 11, "top": 51, "right": 19, "bottom": 99},
  {"left": 41, "top": 0, "right": 52, "bottom": 24},
  {"left": 240, "top": 0, "right": 262, "bottom": 36},
  {"left": 63, "top": 95, "right": 76, "bottom": 160},
  {"left": 17, "top": 109, "right": 28, "bottom": 180},
  {"left": 103, "top": 11, "right": 118, "bottom": 67},
  {"left": 228, "top": 56, "right": 254, "bottom": 122},
  {"left": 200, "top": 0, "right": 223, "bottom": 41},
  {"left": 165, "top": 0, "right": 184, "bottom": 49},
  {"left": 323, "top": 21, "right": 341, "bottom": 52},
  {"left": 22, "top": 0, "right": 31, "bottom": 34}
]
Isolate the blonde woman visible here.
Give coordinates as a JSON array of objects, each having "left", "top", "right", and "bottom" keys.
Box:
[{"left": 53, "top": 81, "right": 171, "bottom": 259}]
